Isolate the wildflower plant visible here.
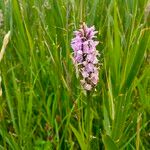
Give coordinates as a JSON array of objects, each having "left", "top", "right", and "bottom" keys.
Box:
[
  {"left": 71, "top": 23, "right": 100, "bottom": 91},
  {"left": 0, "top": 1, "right": 149, "bottom": 150}
]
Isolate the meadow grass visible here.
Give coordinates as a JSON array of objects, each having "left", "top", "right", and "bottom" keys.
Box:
[{"left": 0, "top": 0, "right": 150, "bottom": 149}]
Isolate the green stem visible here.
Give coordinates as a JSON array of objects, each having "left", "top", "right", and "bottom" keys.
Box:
[
  {"left": 80, "top": 0, "right": 83, "bottom": 22},
  {"left": 80, "top": 0, "right": 85, "bottom": 22},
  {"left": 86, "top": 91, "right": 91, "bottom": 148}
]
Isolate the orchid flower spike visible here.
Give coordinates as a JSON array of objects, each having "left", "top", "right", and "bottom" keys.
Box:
[{"left": 71, "top": 23, "right": 100, "bottom": 91}]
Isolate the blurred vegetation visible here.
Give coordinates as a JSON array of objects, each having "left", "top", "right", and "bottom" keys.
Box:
[{"left": 0, "top": 0, "right": 150, "bottom": 149}]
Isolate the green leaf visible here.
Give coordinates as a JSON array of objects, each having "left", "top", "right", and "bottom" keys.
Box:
[
  {"left": 125, "top": 29, "right": 150, "bottom": 89},
  {"left": 70, "top": 124, "right": 87, "bottom": 150},
  {"left": 102, "top": 134, "right": 119, "bottom": 150}
]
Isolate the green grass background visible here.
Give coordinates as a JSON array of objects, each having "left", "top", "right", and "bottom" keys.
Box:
[{"left": 0, "top": 0, "right": 150, "bottom": 149}]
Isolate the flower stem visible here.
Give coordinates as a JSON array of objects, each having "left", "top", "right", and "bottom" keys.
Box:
[{"left": 86, "top": 91, "right": 91, "bottom": 147}]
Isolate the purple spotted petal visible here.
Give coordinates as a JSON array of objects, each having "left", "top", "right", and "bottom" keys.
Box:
[{"left": 85, "top": 63, "right": 95, "bottom": 73}]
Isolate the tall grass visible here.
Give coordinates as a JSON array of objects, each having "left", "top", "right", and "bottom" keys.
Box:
[{"left": 0, "top": 0, "right": 150, "bottom": 149}]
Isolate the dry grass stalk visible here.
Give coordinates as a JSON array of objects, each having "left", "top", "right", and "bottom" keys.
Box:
[{"left": 0, "top": 31, "right": 11, "bottom": 96}]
